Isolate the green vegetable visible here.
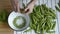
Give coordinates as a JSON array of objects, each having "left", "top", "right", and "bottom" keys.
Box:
[
  {"left": 0, "top": 9, "right": 9, "bottom": 22},
  {"left": 51, "top": 21, "right": 56, "bottom": 29},
  {"left": 13, "top": 16, "right": 26, "bottom": 29},
  {"left": 55, "top": 0, "right": 60, "bottom": 12},
  {"left": 47, "top": 31, "right": 55, "bottom": 33},
  {"left": 23, "top": 4, "right": 56, "bottom": 34},
  {"left": 24, "top": 28, "right": 32, "bottom": 32},
  {"left": 55, "top": 6, "right": 60, "bottom": 12}
]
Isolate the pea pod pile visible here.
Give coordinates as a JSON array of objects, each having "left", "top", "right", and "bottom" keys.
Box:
[{"left": 23, "top": 4, "right": 56, "bottom": 34}]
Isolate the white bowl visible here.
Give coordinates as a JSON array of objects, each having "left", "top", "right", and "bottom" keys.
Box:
[{"left": 8, "top": 11, "right": 30, "bottom": 31}]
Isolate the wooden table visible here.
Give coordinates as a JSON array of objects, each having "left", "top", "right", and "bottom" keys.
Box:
[{"left": 0, "top": 0, "right": 14, "bottom": 34}]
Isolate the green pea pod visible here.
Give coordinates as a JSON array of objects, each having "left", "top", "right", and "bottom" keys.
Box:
[
  {"left": 0, "top": 16, "right": 2, "bottom": 21},
  {"left": 41, "top": 28, "right": 44, "bottom": 34},
  {"left": 24, "top": 28, "right": 32, "bottom": 33},
  {"left": 52, "top": 22, "right": 56, "bottom": 29},
  {"left": 40, "top": 18, "right": 45, "bottom": 26},
  {"left": 30, "top": 16, "right": 36, "bottom": 29},
  {"left": 40, "top": 6, "right": 45, "bottom": 15},
  {"left": 0, "top": 9, "right": 9, "bottom": 22},
  {"left": 45, "top": 22, "right": 51, "bottom": 31},
  {"left": 36, "top": 25, "right": 40, "bottom": 33},
  {"left": 55, "top": 6, "right": 60, "bottom": 12},
  {"left": 3, "top": 12, "right": 6, "bottom": 21},
  {"left": 30, "top": 16, "right": 34, "bottom": 29},
  {"left": 49, "top": 9, "right": 56, "bottom": 19},
  {"left": 46, "top": 11, "right": 56, "bottom": 19},
  {"left": 32, "top": 16, "right": 38, "bottom": 24},
  {"left": 34, "top": 6, "right": 40, "bottom": 12},
  {"left": 58, "top": 0, "right": 60, "bottom": 7},
  {"left": 31, "top": 15, "right": 37, "bottom": 24},
  {"left": 41, "top": 4, "right": 49, "bottom": 11},
  {"left": 32, "top": 24, "right": 37, "bottom": 31},
  {"left": 33, "top": 18, "right": 37, "bottom": 24},
  {"left": 30, "top": 20, "right": 33, "bottom": 29},
  {"left": 47, "top": 30, "right": 55, "bottom": 33},
  {"left": 50, "top": 21, "right": 53, "bottom": 30}
]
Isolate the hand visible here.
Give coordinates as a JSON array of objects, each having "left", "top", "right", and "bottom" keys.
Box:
[
  {"left": 13, "top": 0, "right": 36, "bottom": 14},
  {"left": 25, "top": 0, "right": 36, "bottom": 14},
  {"left": 13, "top": 0, "right": 20, "bottom": 12}
]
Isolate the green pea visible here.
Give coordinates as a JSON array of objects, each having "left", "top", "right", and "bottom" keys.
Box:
[{"left": 13, "top": 16, "right": 26, "bottom": 29}]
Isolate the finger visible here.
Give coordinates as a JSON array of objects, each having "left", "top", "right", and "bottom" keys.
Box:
[
  {"left": 25, "top": 8, "right": 29, "bottom": 13},
  {"left": 25, "top": 9, "right": 33, "bottom": 14},
  {"left": 24, "top": 7, "right": 34, "bottom": 14}
]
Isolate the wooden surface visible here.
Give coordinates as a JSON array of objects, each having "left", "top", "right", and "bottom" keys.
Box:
[
  {"left": 0, "top": 22, "right": 13, "bottom": 34},
  {"left": 0, "top": 0, "right": 13, "bottom": 13},
  {"left": 0, "top": 0, "right": 14, "bottom": 34}
]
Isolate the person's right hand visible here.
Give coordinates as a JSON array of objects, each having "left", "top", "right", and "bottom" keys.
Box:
[{"left": 25, "top": 0, "right": 36, "bottom": 14}]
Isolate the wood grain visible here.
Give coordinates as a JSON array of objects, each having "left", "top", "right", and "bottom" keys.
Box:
[
  {"left": 0, "top": 0, "right": 14, "bottom": 34},
  {"left": 0, "top": 0, "right": 13, "bottom": 13},
  {"left": 0, "top": 22, "right": 13, "bottom": 34}
]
